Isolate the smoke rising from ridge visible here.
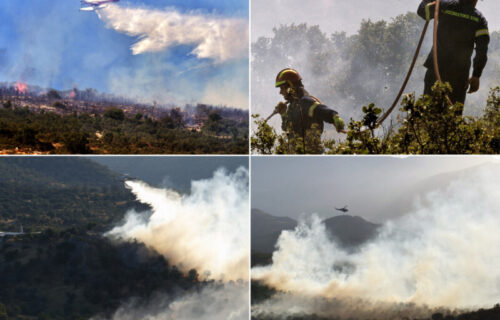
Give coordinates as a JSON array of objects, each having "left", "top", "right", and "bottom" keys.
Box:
[
  {"left": 98, "top": 5, "right": 248, "bottom": 62},
  {"left": 107, "top": 167, "right": 249, "bottom": 281},
  {"left": 98, "top": 167, "right": 249, "bottom": 319},
  {"left": 108, "top": 282, "right": 248, "bottom": 320},
  {"left": 253, "top": 164, "right": 500, "bottom": 317}
]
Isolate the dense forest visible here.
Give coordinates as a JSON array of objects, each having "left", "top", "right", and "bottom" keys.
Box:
[
  {"left": 251, "top": 12, "right": 500, "bottom": 154},
  {"left": 0, "top": 157, "right": 145, "bottom": 232},
  {"left": 0, "top": 157, "right": 211, "bottom": 319},
  {"left": 0, "top": 230, "right": 204, "bottom": 320},
  {"left": 0, "top": 94, "right": 248, "bottom": 154}
]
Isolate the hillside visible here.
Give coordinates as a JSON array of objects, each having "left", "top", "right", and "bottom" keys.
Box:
[
  {"left": 0, "top": 157, "right": 145, "bottom": 232},
  {"left": 323, "top": 215, "right": 380, "bottom": 249},
  {"left": 251, "top": 209, "right": 380, "bottom": 255},
  {"left": 0, "top": 90, "right": 248, "bottom": 154},
  {"left": 0, "top": 157, "right": 205, "bottom": 319},
  {"left": 251, "top": 209, "right": 298, "bottom": 254},
  {"left": 0, "top": 229, "right": 201, "bottom": 320}
]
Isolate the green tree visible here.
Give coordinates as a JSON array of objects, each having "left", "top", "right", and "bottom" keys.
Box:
[
  {"left": 252, "top": 84, "right": 500, "bottom": 154},
  {"left": 103, "top": 107, "right": 125, "bottom": 121},
  {"left": 64, "top": 132, "right": 91, "bottom": 154}
]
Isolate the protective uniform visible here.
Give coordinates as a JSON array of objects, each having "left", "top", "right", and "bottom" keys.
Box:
[
  {"left": 274, "top": 68, "right": 344, "bottom": 138},
  {"left": 281, "top": 95, "right": 341, "bottom": 137},
  {"left": 417, "top": 0, "right": 489, "bottom": 104}
]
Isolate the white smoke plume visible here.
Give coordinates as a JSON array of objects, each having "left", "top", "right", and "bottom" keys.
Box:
[
  {"left": 252, "top": 292, "right": 450, "bottom": 320},
  {"left": 253, "top": 164, "right": 500, "bottom": 318},
  {"left": 108, "top": 282, "right": 249, "bottom": 320},
  {"left": 98, "top": 167, "right": 249, "bottom": 319},
  {"left": 107, "top": 167, "right": 249, "bottom": 281},
  {"left": 98, "top": 5, "right": 248, "bottom": 62}
]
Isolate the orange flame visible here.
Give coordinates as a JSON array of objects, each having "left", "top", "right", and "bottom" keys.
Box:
[
  {"left": 69, "top": 90, "right": 76, "bottom": 99},
  {"left": 14, "top": 80, "right": 28, "bottom": 94}
]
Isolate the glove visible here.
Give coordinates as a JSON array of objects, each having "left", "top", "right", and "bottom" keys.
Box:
[
  {"left": 467, "top": 76, "right": 480, "bottom": 93},
  {"left": 333, "top": 115, "right": 346, "bottom": 133},
  {"left": 275, "top": 102, "right": 287, "bottom": 115}
]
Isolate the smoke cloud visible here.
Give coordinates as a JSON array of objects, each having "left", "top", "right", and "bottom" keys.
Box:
[
  {"left": 98, "top": 5, "right": 248, "bottom": 62},
  {"left": 253, "top": 164, "right": 500, "bottom": 318},
  {"left": 108, "top": 282, "right": 248, "bottom": 320},
  {"left": 100, "top": 167, "right": 249, "bottom": 319},
  {"left": 107, "top": 167, "right": 249, "bottom": 281}
]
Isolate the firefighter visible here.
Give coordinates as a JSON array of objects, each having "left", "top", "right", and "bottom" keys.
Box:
[
  {"left": 418, "top": 0, "right": 489, "bottom": 105},
  {"left": 273, "top": 68, "right": 346, "bottom": 146}
]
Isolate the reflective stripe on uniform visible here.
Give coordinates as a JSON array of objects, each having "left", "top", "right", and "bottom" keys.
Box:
[
  {"left": 442, "top": 10, "right": 479, "bottom": 22},
  {"left": 425, "top": 3, "right": 432, "bottom": 21},
  {"left": 308, "top": 102, "right": 319, "bottom": 118},
  {"left": 475, "top": 29, "right": 489, "bottom": 37}
]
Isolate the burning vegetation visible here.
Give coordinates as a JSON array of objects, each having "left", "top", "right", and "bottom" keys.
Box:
[{"left": 0, "top": 82, "right": 248, "bottom": 154}]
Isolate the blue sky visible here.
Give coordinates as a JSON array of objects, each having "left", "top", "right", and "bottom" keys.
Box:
[{"left": 0, "top": 0, "right": 249, "bottom": 109}]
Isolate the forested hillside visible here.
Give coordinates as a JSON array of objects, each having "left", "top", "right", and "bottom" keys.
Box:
[
  {"left": 0, "top": 229, "right": 202, "bottom": 320},
  {"left": 0, "top": 157, "right": 144, "bottom": 232},
  {"left": 0, "top": 101, "right": 248, "bottom": 154}
]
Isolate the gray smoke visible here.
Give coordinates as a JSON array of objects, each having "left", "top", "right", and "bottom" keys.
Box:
[
  {"left": 108, "top": 282, "right": 249, "bottom": 320},
  {"left": 101, "top": 168, "right": 249, "bottom": 319},
  {"left": 253, "top": 164, "right": 500, "bottom": 318}
]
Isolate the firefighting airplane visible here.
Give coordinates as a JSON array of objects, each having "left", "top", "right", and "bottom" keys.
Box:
[
  {"left": 80, "top": 0, "right": 119, "bottom": 11},
  {"left": 335, "top": 205, "right": 348, "bottom": 213}
]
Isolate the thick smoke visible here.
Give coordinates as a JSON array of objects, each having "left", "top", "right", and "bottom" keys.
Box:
[
  {"left": 108, "top": 282, "right": 248, "bottom": 320},
  {"left": 252, "top": 292, "right": 449, "bottom": 320},
  {"left": 98, "top": 5, "right": 248, "bottom": 62},
  {"left": 101, "top": 167, "right": 249, "bottom": 319},
  {"left": 253, "top": 164, "right": 500, "bottom": 318},
  {"left": 107, "top": 167, "right": 249, "bottom": 281}
]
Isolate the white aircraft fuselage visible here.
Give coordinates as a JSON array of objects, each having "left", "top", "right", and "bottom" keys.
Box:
[{"left": 80, "top": 0, "right": 119, "bottom": 11}]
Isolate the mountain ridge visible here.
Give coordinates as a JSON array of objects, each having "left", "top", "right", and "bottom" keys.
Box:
[{"left": 252, "top": 208, "right": 381, "bottom": 254}]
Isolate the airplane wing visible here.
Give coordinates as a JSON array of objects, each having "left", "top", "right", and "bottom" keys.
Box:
[{"left": 80, "top": 4, "right": 107, "bottom": 11}]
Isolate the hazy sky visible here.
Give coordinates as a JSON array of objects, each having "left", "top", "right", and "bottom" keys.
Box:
[
  {"left": 251, "top": 156, "right": 500, "bottom": 222},
  {"left": 0, "top": 0, "right": 248, "bottom": 109},
  {"left": 251, "top": 0, "right": 500, "bottom": 42}
]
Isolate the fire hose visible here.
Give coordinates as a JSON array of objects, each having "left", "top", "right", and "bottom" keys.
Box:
[
  {"left": 375, "top": 18, "right": 430, "bottom": 126},
  {"left": 266, "top": 0, "right": 449, "bottom": 131},
  {"left": 377, "top": 0, "right": 451, "bottom": 127}
]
